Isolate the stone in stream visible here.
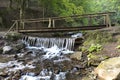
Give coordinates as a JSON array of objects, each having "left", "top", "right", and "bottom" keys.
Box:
[
  {"left": 13, "top": 42, "right": 25, "bottom": 51},
  {"left": 5, "top": 32, "right": 22, "bottom": 41},
  {"left": 0, "top": 47, "right": 3, "bottom": 54},
  {"left": 2, "top": 46, "right": 12, "bottom": 54},
  {"left": 0, "top": 72, "right": 8, "bottom": 78},
  {"left": 0, "top": 40, "right": 5, "bottom": 46},
  {"left": 70, "top": 51, "right": 82, "bottom": 60},
  {"left": 95, "top": 57, "right": 120, "bottom": 80}
]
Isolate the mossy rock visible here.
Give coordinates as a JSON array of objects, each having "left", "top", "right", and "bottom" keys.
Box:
[
  {"left": 0, "top": 47, "right": 3, "bottom": 54},
  {"left": 83, "top": 31, "right": 113, "bottom": 46},
  {"left": 95, "top": 57, "right": 120, "bottom": 80},
  {"left": 5, "top": 32, "right": 22, "bottom": 41},
  {"left": 87, "top": 53, "right": 109, "bottom": 66}
]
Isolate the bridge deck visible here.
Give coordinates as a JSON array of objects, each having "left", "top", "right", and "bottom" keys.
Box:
[{"left": 18, "top": 25, "right": 106, "bottom": 33}]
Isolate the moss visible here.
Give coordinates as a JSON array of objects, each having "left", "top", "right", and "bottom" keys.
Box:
[
  {"left": 87, "top": 53, "right": 109, "bottom": 66},
  {"left": 5, "top": 32, "right": 22, "bottom": 41},
  {"left": 88, "top": 44, "right": 102, "bottom": 53},
  {"left": 83, "top": 31, "right": 113, "bottom": 46},
  {"left": 116, "top": 45, "right": 120, "bottom": 49}
]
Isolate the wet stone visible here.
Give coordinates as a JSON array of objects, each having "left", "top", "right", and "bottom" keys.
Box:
[
  {"left": 0, "top": 72, "right": 8, "bottom": 78},
  {"left": 0, "top": 47, "right": 3, "bottom": 54},
  {"left": 0, "top": 40, "right": 4, "bottom": 46},
  {"left": 2, "top": 46, "right": 12, "bottom": 54},
  {"left": 70, "top": 51, "right": 82, "bottom": 60}
]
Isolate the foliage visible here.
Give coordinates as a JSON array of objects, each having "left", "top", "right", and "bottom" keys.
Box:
[
  {"left": 38, "top": 0, "right": 84, "bottom": 17},
  {"left": 1, "top": 0, "right": 120, "bottom": 28},
  {"left": 87, "top": 53, "right": 109, "bottom": 66},
  {"left": 5, "top": 33, "right": 22, "bottom": 41},
  {"left": 87, "top": 53, "right": 97, "bottom": 61},
  {"left": 116, "top": 45, "right": 120, "bottom": 49},
  {"left": 9, "top": 0, "right": 30, "bottom": 20},
  {"left": 83, "top": 31, "right": 113, "bottom": 46},
  {"left": 87, "top": 53, "right": 100, "bottom": 66},
  {"left": 88, "top": 44, "right": 102, "bottom": 53}
]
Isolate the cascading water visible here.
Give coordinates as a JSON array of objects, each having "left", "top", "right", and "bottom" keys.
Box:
[
  {"left": 20, "top": 35, "right": 79, "bottom": 80},
  {"left": 22, "top": 36, "right": 76, "bottom": 51}
]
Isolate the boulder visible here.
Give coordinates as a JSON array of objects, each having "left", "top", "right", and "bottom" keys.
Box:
[
  {"left": 87, "top": 53, "right": 109, "bottom": 66},
  {"left": 2, "top": 46, "right": 12, "bottom": 54},
  {"left": 0, "top": 47, "right": 3, "bottom": 54},
  {"left": 5, "top": 32, "right": 22, "bottom": 41},
  {"left": 13, "top": 42, "right": 25, "bottom": 52},
  {"left": 95, "top": 57, "right": 120, "bottom": 80},
  {"left": 70, "top": 52, "right": 82, "bottom": 60},
  {"left": 0, "top": 40, "right": 5, "bottom": 46},
  {"left": 0, "top": 72, "right": 8, "bottom": 77}
]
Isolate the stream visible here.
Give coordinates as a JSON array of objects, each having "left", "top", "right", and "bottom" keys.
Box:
[{"left": 0, "top": 33, "right": 95, "bottom": 80}]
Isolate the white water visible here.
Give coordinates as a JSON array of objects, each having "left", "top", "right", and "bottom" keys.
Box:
[
  {"left": 0, "top": 61, "right": 35, "bottom": 72},
  {"left": 20, "top": 69, "right": 66, "bottom": 80},
  {"left": 22, "top": 36, "right": 75, "bottom": 59},
  {"left": 42, "top": 45, "right": 73, "bottom": 59},
  {"left": 20, "top": 36, "right": 77, "bottom": 80},
  {"left": 71, "top": 33, "right": 83, "bottom": 38},
  {"left": 22, "top": 36, "right": 75, "bottom": 51}
]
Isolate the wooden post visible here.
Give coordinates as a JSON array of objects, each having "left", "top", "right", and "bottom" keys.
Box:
[
  {"left": 52, "top": 19, "right": 55, "bottom": 28},
  {"left": 88, "top": 16, "right": 92, "bottom": 26},
  {"left": 48, "top": 18, "right": 51, "bottom": 28},
  {"left": 22, "top": 21, "right": 25, "bottom": 29},
  {"left": 16, "top": 21, "right": 19, "bottom": 32},
  {"left": 105, "top": 14, "right": 108, "bottom": 27},
  {"left": 105, "top": 14, "right": 111, "bottom": 27},
  {"left": 107, "top": 14, "right": 111, "bottom": 27},
  {"left": 103, "top": 15, "right": 106, "bottom": 25}
]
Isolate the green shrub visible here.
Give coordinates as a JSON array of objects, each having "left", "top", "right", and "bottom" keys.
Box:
[
  {"left": 83, "top": 31, "right": 113, "bottom": 46},
  {"left": 88, "top": 44, "right": 102, "bottom": 53},
  {"left": 116, "top": 45, "right": 120, "bottom": 49},
  {"left": 5, "top": 33, "right": 22, "bottom": 41}
]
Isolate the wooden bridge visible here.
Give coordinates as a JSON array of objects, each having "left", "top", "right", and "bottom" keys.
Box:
[{"left": 7, "top": 12, "right": 115, "bottom": 33}]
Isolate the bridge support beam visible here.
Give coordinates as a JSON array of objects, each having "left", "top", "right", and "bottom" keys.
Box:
[
  {"left": 48, "top": 18, "right": 52, "bottom": 28},
  {"left": 105, "top": 14, "right": 111, "bottom": 27},
  {"left": 52, "top": 19, "right": 55, "bottom": 28}
]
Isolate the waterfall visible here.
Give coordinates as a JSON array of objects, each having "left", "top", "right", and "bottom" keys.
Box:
[{"left": 22, "top": 36, "right": 75, "bottom": 50}]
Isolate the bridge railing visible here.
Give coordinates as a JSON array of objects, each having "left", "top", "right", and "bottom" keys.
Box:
[{"left": 11, "top": 12, "right": 115, "bottom": 32}]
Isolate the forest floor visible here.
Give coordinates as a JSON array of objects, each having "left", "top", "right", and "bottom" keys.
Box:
[{"left": 100, "top": 26, "right": 120, "bottom": 57}]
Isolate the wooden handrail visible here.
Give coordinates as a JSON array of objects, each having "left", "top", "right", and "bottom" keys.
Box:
[
  {"left": 11, "top": 12, "right": 114, "bottom": 31},
  {"left": 4, "top": 21, "right": 17, "bottom": 36},
  {"left": 12, "top": 12, "right": 115, "bottom": 22}
]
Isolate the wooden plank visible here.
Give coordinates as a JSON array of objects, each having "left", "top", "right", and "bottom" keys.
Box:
[{"left": 19, "top": 25, "right": 106, "bottom": 33}]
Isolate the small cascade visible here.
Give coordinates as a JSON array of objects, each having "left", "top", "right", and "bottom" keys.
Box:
[
  {"left": 22, "top": 36, "right": 76, "bottom": 50},
  {"left": 20, "top": 69, "right": 66, "bottom": 80}
]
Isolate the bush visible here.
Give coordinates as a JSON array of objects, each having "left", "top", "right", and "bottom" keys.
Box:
[
  {"left": 5, "top": 32, "right": 22, "bottom": 41},
  {"left": 83, "top": 31, "right": 113, "bottom": 46},
  {"left": 88, "top": 44, "right": 102, "bottom": 53},
  {"left": 116, "top": 45, "right": 120, "bottom": 49}
]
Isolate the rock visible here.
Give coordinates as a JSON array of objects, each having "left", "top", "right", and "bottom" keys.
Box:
[
  {"left": 81, "top": 72, "right": 96, "bottom": 80},
  {"left": 2, "top": 46, "right": 12, "bottom": 54},
  {"left": 95, "top": 57, "right": 120, "bottom": 80},
  {"left": 12, "top": 70, "right": 21, "bottom": 80},
  {"left": 5, "top": 32, "right": 22, "bottom": 41},
  {"left": 14, "top": 54, "right": 18, "bottom": 59},
  {"left": 87, "top": 53, "right": 109, "bottom": 66},
  {"left": 70, "top": 52, "right": 82, "bottom": 60},
  {"left": 0, "top": 47, "right": 3, "bottom": 54},
  {"left": 13, "top": 42, "right": 25, "bottom": 52},
  {"left": 0, "top": 72, "right": 8, "bottom": 77},
  {"left": 0, "top": 40, "right": 5, "bottom": 46},
  {"left": 27, "top": 61, "right": 34, "bottom": 65}
]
